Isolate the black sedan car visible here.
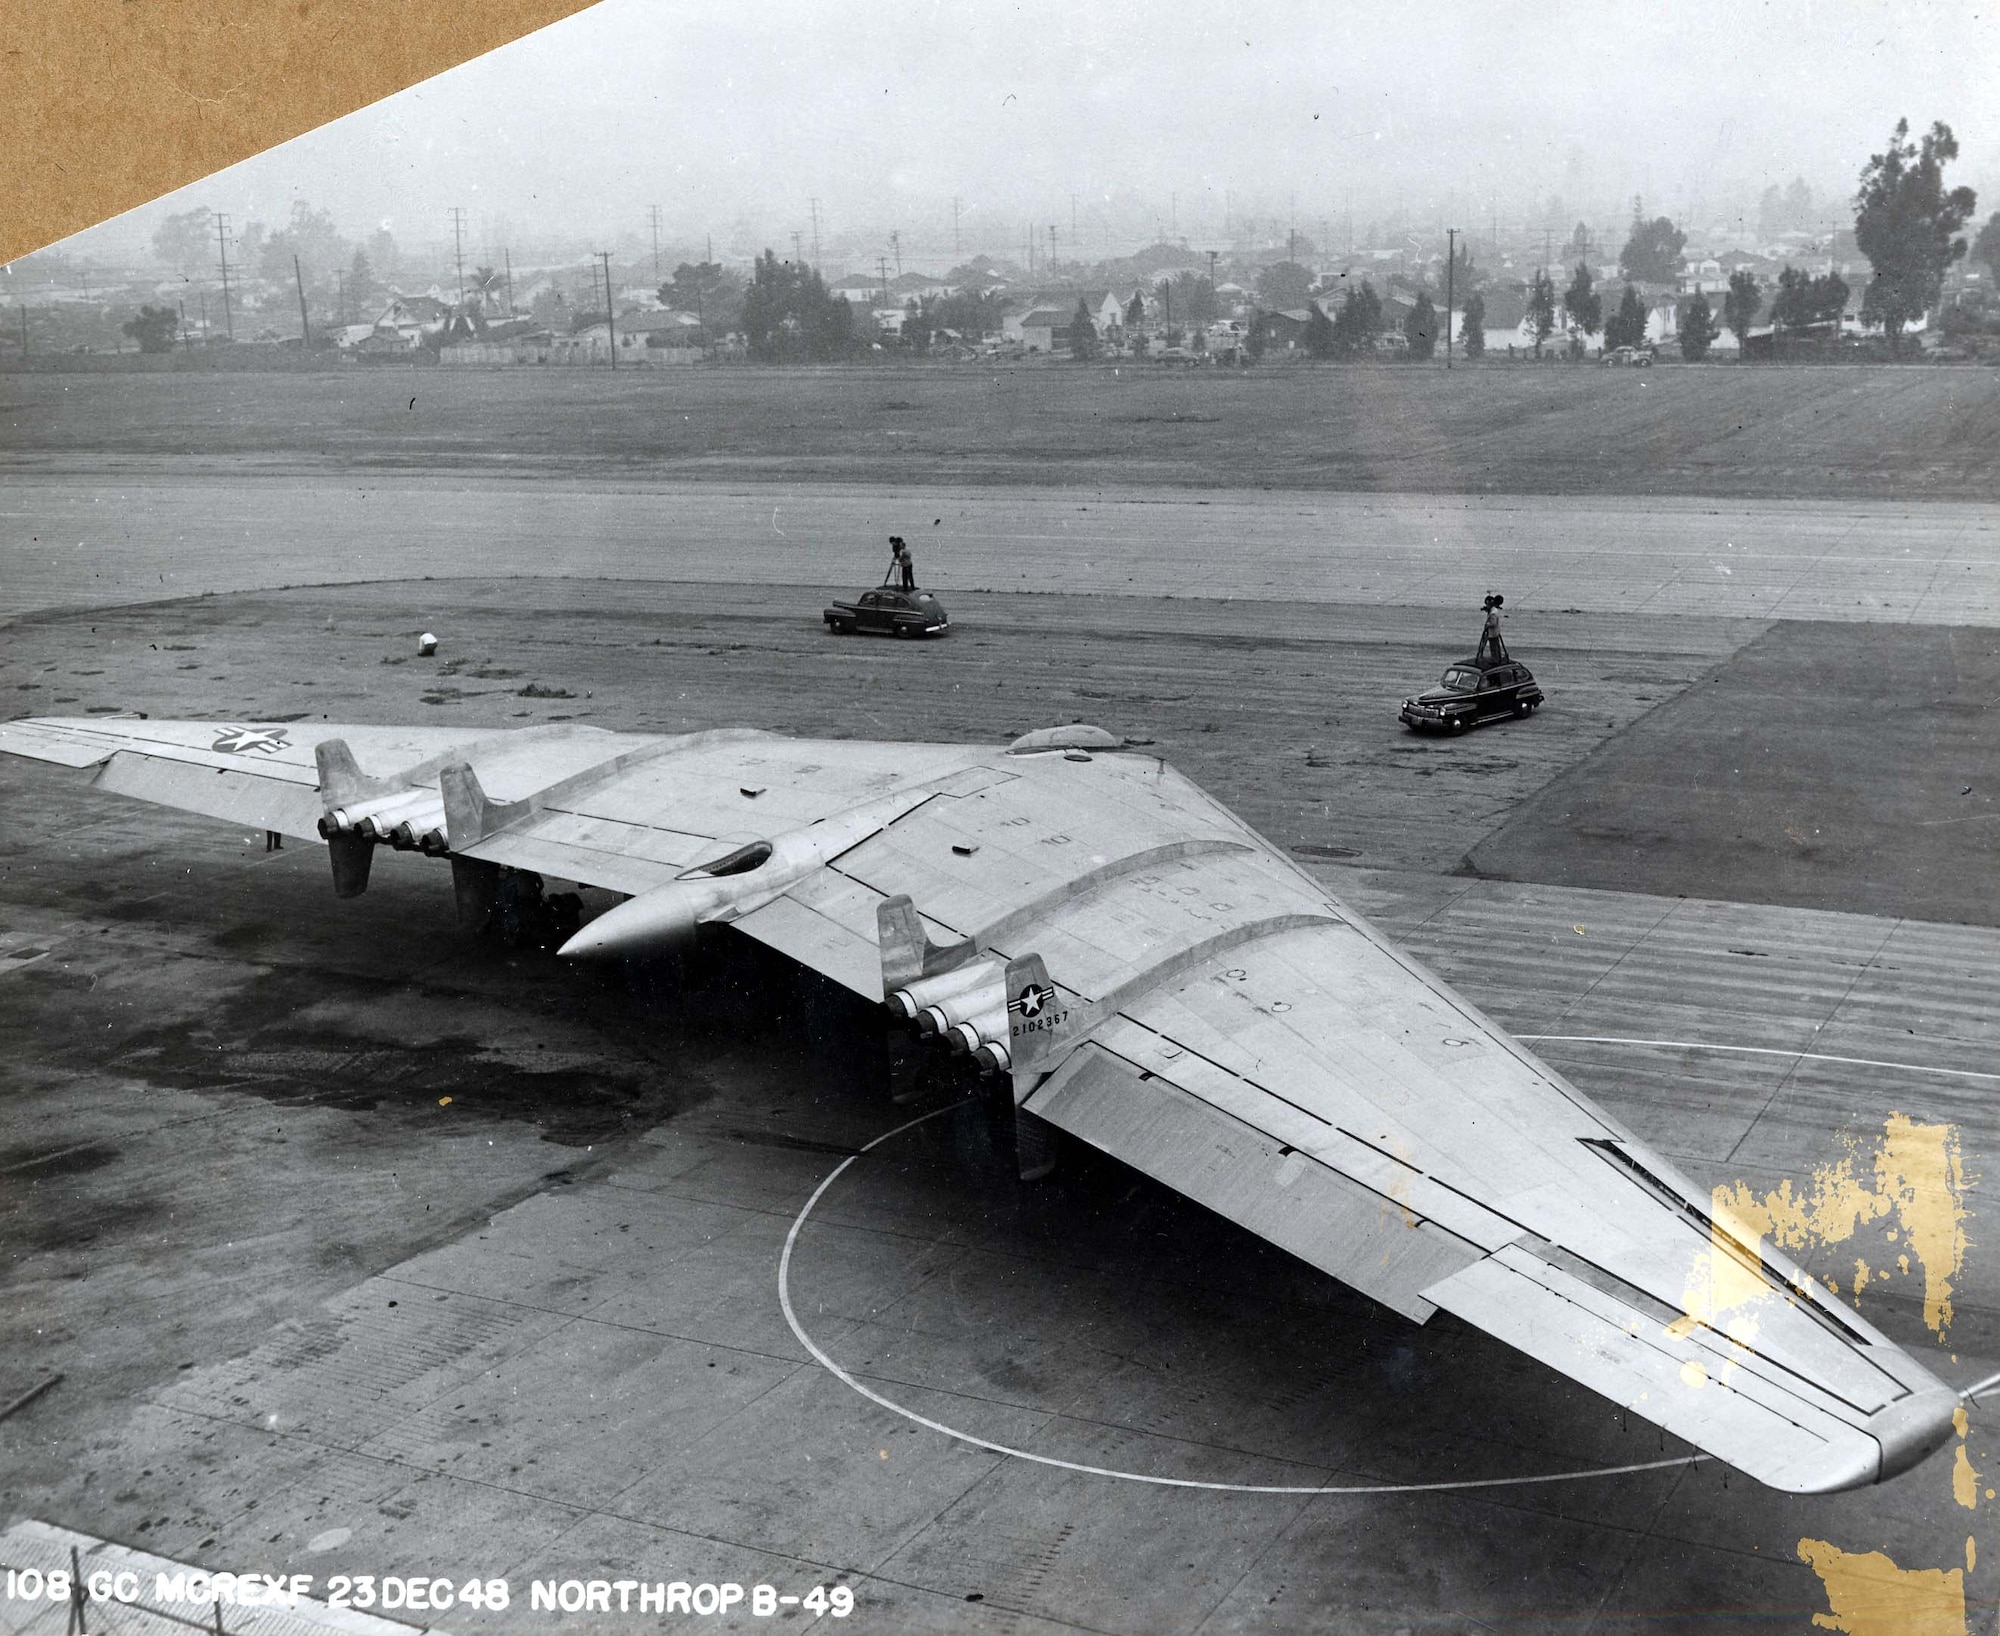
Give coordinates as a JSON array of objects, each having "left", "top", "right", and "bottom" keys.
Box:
[
  {"left": 823, "top": 586, "right": 951, "bottom": 638},
  {"left": 1399, "top": 655, "right": 1543, "bottom": 732}
]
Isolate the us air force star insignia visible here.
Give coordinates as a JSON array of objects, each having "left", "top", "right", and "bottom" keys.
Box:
[
  {"left": 211, "top": 726, "right": 290, "bottom": 755},
  {"left": 1014, "top": 983, "right": 1050, "bottom": 1017}
]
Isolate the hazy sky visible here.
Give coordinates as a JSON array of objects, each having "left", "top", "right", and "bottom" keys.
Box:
[{"left": 31, "top": 0, "right": 2000, "bottom": 272}]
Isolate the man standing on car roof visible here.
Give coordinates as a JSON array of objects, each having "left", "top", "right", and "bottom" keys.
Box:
[
  {"left": 892, "top": 536, "right": 916, "bottom": 591},
  {"left": 1476, "top": 592, "right": 1508, "bottom": 665}
]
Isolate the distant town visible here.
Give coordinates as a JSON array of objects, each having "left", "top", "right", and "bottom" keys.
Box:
[{"left": 8, "top": 129, "right": 1997, "bottom": 369}]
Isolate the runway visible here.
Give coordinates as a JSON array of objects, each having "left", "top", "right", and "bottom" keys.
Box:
[{"left": 3, "top": 474, "right": 1997, "bottom": 623}]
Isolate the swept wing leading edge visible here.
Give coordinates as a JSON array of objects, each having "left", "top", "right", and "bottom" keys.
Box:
[{"left": 0, "top": 715, "right": 1957, "bottom": 1492}]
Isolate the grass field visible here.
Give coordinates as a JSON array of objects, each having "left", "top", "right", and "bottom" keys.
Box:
[{"left": 2, "top": 360, "right": 1996, "bottom": 499}]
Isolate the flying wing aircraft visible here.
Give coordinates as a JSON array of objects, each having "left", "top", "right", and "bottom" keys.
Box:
[{"left": 0, "top": 712, "right": 1959, "bottom": 1494}]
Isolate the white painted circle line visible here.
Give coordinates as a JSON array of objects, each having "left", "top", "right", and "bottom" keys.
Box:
[
  {"left": 1518, "top": 1035, "right": 2000, "bottom": 1084},
  {"left": 778, "top": 1103, "right": 1702, "bottom": 1495}
]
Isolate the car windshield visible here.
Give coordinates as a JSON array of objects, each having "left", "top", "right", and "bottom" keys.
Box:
[{"left": 1440, "top": 666, "right": 1480, "bottom": 692}]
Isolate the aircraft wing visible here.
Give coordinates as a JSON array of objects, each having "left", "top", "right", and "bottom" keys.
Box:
[{"left": 0, "top": 716, "right": 1957, "bottom": 1492}]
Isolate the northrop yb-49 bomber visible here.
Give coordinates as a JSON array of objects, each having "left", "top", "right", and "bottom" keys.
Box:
[{"left": 0, "top": 712, "right": 1960, "bottom": 1494}]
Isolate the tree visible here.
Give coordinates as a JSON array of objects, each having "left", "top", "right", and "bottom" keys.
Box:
[
  {"left": 346, "top": 249, "right": 381, "bottom": 318},
  {"left": 1255, "top": 259, "right": 1313, "bottom": 309},
  {"left": 1854, "top": 118, "right": 1978, "bottom": 354},
  {"left": 1525, "top": 269, "right": 1557, "bottom": 357},
  {"left": 1166, "top": 272, "right": 1219, "bottom": 323},
  {"left": 1563, "top": 261, "right": 1601, "bottom": 338},
  {"left": 1444, "top": 239, "right": 1482, "bottom": 292},
  {"left": 1604, "top": 283, "right": 1649, "bottom": 350},
  {"left": 257, "top": 201, "right": 347, "bottom": 284},
  {"left": 902, "top": 297, "right": 935, "bottom": 353},
  {"left": 1303, "top": 302, "right": 1336, "bottom": 359},
  {"left": 1067, "top": 297, "right": 1098, "bottom": 360},
  {"left": 742, "top": 250, "right": 856, "bottom": 362},
  {"left": 1460, "top": 291, "right": 1486, "bottom": 359},
  {"left": 469, "top": 266, "right": 505, "bottom": 314},
  {"left": 1679, "top": 293, "right": 1719, "bottom": 361},
  {"left": 1124, "top": 290, "right": 1146, "bottom": 329},
  {"left": 1975, "top": 213, "right": 2000, "bottom": 286},
  {"left": 1723, "top": 269, "right": 1762, "bottom": 350},
  {"left": 1330, "top": 282, "right": 1382, "bottom": 356},
  {"left": 121, "top": 304, "right": 180, "bottom": 353},
  {"left": 1619, "top": 215, "right": 1687, "bottom": 284},
  {"left": 934, "top": 288, "right": 1007, "bottom": 339},
  {"left": 151, "top": 208, "right": 214, "bottom": 274},
  {"left": 1771, "top": 266, "right": 1850, "bottom": 335},
  {"left": 1243, "top": 310, "right": 1268, "bottom": 362},
  {"left": 1404, "top": 292, "right": 1438, "bottom": 360},
  {"left": 663, "top": 261, "right": 745, "bottom": 335},
  {"left": 1562, "top": 220, "right": 1591, "bottom": 262}
]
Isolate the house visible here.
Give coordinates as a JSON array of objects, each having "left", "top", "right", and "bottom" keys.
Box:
[
  {"left": 367, "top": 294, "right": 453, "bottom": 349},
  {"left": 1003, "top": 308, "right": 1073, "bottom": 352},
  {"left": 1263, "top": 309, "right": 1312, "bottom": 350},
  {"left": 439, "top": 320, "right": 556, "bottom": 366}
]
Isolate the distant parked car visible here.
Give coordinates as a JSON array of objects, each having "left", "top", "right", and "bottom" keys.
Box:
[
  {"left": 1399, "top": 655, "right": 1543, "bottom": 733},
  {"left": 823, "top": 586, "right": 950, "bottom": 638},
  {"left": 1601, "top": 345, "right": 1654, "bottom": 367}
]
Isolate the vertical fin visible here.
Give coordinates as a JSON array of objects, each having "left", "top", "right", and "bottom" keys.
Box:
[
  {"left": 451, "top": 856, "right": 502, "bottom": 930},
  {"left": 1004, "top": 952, "right": 1093, "bottom": 1081},
  {"left": 326, "top": 831, "right": 374, "bottom": 898},
  {"left": 877, "top": 893, "right": 974, "bottom": 992},
  {"left": 314, "top": 738, "right": 380, "bottom": 811},
  {"left": 440, "top": 760, "right": 530, "bottom": 851}
]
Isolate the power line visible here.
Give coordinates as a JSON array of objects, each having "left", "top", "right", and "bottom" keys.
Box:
[
  {"left": 597, "top": 250, "right": 616, "bottom": 369},
  {"left": 213, "top": 211, "right": 234, "bottom": 340},
  {"left": 449, "top": 207, "right": 468, "bottom": 307}
]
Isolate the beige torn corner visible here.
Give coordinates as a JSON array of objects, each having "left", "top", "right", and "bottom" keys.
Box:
[
  {"left": 1795, "top": 1539, "right": 1965, "bottom": 1636},
  {"left": 1706, "top": 1113, "right": 1968, "bottom": 1340}
]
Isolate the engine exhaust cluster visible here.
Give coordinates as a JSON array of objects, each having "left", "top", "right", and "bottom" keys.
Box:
[
  {"left": 885, "top": 958, "right": 1011, "bottom": 1075},
  {"left": 318, "top": 788, "right": 450, "bottom": 856}
]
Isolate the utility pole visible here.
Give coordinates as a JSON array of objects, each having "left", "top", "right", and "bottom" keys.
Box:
[
  {"left": 449, "top": 207, "right": 468, "bottom": 308},
  {"left": 890, "top": 230, "right": 901, "bottom": 279},
  {"left": 877, "top": 256, "right": 890, "bottom": 309},
  {"left": 294, "top": 254, "right": 311, "bottom": 348},
  {"left": 1207, "top": 248, "right": 1218, "bottom": 290},
  {"left": 791, "top": 231, "right": 804, "bottom": 265},
  {"left": 952, "top": 196, "right": 961, "bottom": 256},
  {"left": 809, "top": 197, "right": 822, "bottom": 266},
  {"left": 650, "top": 205, "right": 662, "bottom": 279},
  {"left": 1049, "top": 225, "right": 1057, "bottom": 278},
  {"left": 503, "top": 248, "right": 514, "bottom": 315},
  {"left": 214, "top": 212, "right": 234, "bottom": 339},
  {"left": 179, "top": 298, "right": 189, "bottom": 350},
  {"left": 1445, "top": 227, "right": 1455, "bottom": 370},
  {"left": 335, "top": 269, "right": 345, "bottom": 326},
  {"left": 598, "top": 251, "right": 616, "bottom": 368}
]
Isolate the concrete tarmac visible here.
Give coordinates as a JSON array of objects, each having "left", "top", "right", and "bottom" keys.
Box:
[
  {"left": 3, "top": 474, "right": 1997, "bottom": 623},
  {"left": 1, "top": 565, "right": 1996, "bottom": 1632}
]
